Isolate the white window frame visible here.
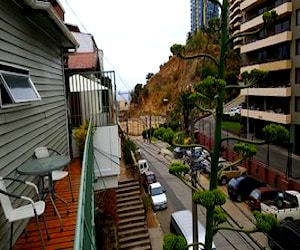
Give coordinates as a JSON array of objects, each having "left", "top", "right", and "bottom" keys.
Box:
[{"left": 0, "top": 67, "right": 41, "bottom": 106}]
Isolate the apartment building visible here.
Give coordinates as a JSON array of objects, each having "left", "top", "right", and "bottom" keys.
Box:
[
  {"left": 238, "top": 0, "right": 300, "bottom": 153},
  {"left": 229, "top": 0, "right": 242, "bottom": 53},
  {"left": 190, "top": 0, "right": 219, "bottom": 34}
]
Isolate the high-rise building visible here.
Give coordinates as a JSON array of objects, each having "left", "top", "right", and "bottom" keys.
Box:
[
  {"left": 237, "top": 0, "right": 300, "bottom": 153},
  {"left": 229, "top": 0, "right": 242, "bottom": 53},
  {"left": 190, "top": 0, "right": 220, "bottom": 34}
]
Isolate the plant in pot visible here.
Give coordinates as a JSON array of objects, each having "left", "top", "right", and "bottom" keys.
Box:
[{"left": 74, "top": 122, "right": 89, "bottom": 158}]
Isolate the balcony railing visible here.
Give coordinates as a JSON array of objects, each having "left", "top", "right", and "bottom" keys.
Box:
[
  {"left": 68, "top": 70, "right": 117, "bottom": 129},
  {"left": 74, "top": 120, "right": 96, "bottom": 250}
]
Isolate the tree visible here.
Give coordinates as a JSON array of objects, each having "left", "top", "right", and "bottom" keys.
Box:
[
  {"left": 146, "top": 72, "right": 154, "bottom": 80},
  {"left": 130, "top": 83, "right": 149, "bottom": 105},
  {"left": 168, "top": 160, "right": 280, "bottom": 250},
  {"left": 262, "top": 124, "right": 289, "bottom": 167},
  {"left": 168, "top": 1, "right": 279, "bottom": 249},
  {"left": 130, "top": 83, "right": 143, "bottom": 104},
  {"left": 163, "top": 233, "right": 186, "bottom": 250},
  {"left": 175, "top": 90, "right": 195, "bottom": 134}
]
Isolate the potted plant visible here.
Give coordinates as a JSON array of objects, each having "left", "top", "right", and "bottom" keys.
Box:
[{"left": 73, "top": 122, "right": 89, "bottom": 156}]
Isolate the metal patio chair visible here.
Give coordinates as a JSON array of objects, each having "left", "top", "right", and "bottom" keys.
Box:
[
  {"left": 0, "top": 176, "right": 50, "bottom": 250},
  {"left": 34, "top": 146, "right": 74, "bottom": 202}
]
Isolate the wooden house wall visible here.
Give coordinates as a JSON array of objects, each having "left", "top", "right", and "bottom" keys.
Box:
[{"left": 0, "top": 1, "right": 69, "bottom": 247}]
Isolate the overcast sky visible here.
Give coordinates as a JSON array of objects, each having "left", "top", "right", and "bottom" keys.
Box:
[{"left": 61, "top": 0, "right": 190, "bottom": 95}]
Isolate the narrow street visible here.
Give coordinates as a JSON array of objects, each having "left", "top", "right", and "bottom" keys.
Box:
[{"left": 132, "top": 136, "right": 268, "bottom": 250}]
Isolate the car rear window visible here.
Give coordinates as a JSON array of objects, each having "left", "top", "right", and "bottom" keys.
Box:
[
  {"left": 147, "top": 175, "right": 156, "bottom": 182},
  {"left": 264, "top": 191, "right": 277, "bottom": 200},
  {"left": 250, "top": 189, "right": 260, "bottom": 199},
  {"left": 229, "top": 178, "right": 239, "bottom": 187}
]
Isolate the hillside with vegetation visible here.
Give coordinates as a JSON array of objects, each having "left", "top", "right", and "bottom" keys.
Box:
[{"left": 128, "top": 31, "right": 241, "bottom": 118}]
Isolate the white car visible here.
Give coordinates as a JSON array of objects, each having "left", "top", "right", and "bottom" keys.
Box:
[
  {"left": 185, "top": 146, "right": 210, "bottom": 159},
  {"left": 225, "top": 107, "right": 241, "bottom": 116},
  {"left": 138, "top": 159, "right": 149, "bottom": 174},
  {"left": 148, "top": 182, "right": 167, "bottom": 211}
]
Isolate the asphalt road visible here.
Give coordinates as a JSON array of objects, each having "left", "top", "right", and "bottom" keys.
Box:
[{"left": 133, "top": 137, "right": 265, "bottom": 250}]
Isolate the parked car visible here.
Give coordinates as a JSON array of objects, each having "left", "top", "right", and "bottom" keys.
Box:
[
  {"left": 135, "top": 147, "right": 142, "bottom": 160},
  {"left": 138, "top": 159, "right": 149, "bottom": 174},
  {"left": 248, "top": 186, "right": 280, "bottom": 211},
  {"left": 227, "top": 175, "right": 267, "bottom": 202},
  {"left": 217, "top": 164, "right": 247, "bottom": 185},
  {"left": 183, "top": 157, "right": 206, "bottom": 171},
  {"left": 267, "top": 220, "right": 300, "bottom": 249},
  {"left": 224, "top": 107, "right": 241, "bottom": 116},
  {"left": 203, "top": 157, "right": 227, "bottom": 174},
  {"left": 173, "top": 147, "right": 185, "bottom": 159},
  {"left": 185, "top": 146, "right": 209, "bottom": 159},
  {"left": 261, "top": 190, "right": 300, "bottom": 222},
  {"left": 170, "top": 210, "right": 217, "bottom": 250},
  {"left": 148, "top": 182, "right": 167, "bottom": 211},
  {"left": 141, "top": 170, "right": 157, "bottom": 190}
]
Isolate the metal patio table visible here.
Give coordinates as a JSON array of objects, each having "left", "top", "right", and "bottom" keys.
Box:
[{"left": 17, "top": 155, "right": 71, "bottom": 231}]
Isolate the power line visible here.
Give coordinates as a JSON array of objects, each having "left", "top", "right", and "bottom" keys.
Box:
[
  {"left": 103, "top": 55, "right": 133, "bottom": 93},
  {"left": 63, "top": 0, "right": 89, "bottom": 33},
  {"left": 63, "top": 0, "right": 134, "bottom": 95}
]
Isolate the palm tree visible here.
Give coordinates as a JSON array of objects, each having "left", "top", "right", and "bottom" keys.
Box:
[{"left": 175, "top": 90, "right": 195, "bottom": 135}]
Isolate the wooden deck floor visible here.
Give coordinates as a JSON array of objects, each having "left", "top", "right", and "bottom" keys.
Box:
[{"left": 14, "top": 158, "right": 82, "bottom": 250}]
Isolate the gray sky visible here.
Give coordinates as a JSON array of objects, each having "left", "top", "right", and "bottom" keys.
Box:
[{"left": 61, "top": 0, "right": 190, "bottom": 94}]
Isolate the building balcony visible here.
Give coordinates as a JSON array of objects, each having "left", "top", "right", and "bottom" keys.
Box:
[
  {"left": 13, "top": 120, "right": 121, "bottom": 249},
  {"left": 233, "top": 43, "right": 242, "bottom": 51},
  {"left": 241, "top": 2, "right": 293, "bottom": 32},
  {"left": 241, "top": 109, "right": 291, "bottom": 124},
  {"left": 230, "top": 12, "right": 241, "bottom": 25},
  {"left": 241, "top": 31, "right": 292, "bottom": 53},
  {"left": 240, "top": 59, "right": 292, "bottom": 73},
  {"left": 240, "top": 87, "right": 291, "bottom": 97},
  {"left": 241, "top": 0, "right": 269, "bottom": 11},
  {"left": 234, "top": 36, "right": 243, "bottom": 43},
  {"left": 230, "top": 6, "right": 240, "bottom": 19},
  {"left": 229, "top": 0, "right": 241, "bottom": 12},
  {"left": 233, "top": 21, "right": 241, "bottom": 29},
  {"left": 14, "top": 158, "right": 82, "bottom": 249}
]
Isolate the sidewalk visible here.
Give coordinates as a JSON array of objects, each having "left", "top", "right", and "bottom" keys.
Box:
[{"left": 149, "top": 228, "right": 164, "bottom": 250}]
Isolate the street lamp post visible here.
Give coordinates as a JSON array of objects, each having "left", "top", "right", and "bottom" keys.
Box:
[
  {"left": 149, "top": 112, "right": 152, "bottom": 143},
  {"left": 246, "top": 87, "right": 250, "bottom": 139},
  {"left": 191, "top": 111, "right": 198, "bottom": 250}
]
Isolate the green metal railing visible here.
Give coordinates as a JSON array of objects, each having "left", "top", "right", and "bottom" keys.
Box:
[{"left": 74, "top": 121, "right": 96, "bottom": 250}]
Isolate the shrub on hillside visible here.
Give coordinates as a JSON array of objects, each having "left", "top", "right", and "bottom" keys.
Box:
[
  {"left": 123, "top": 137, "right": 136, "bottom": 164},
  {"left": 153, "top": 127, "right": 166, "bottom": 139},
  {"left": 162, "top": 128, "right": 175, "bottom": 144}
]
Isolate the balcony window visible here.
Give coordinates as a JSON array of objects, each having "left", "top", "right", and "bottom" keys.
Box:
[
  {"left": 297, "top": 39, "right": 300, "bottom": 55},
  {"left": 258, "top": 29, "right": 267, "bottom": 39},
  {"left": 0, "top": 65, "right": 41, "bottom": 106},
  {"left": 296, "top": 68, "right": 300, "bottom": 84},
  {"left": 297, "top": 9, "right": 300, "bottom": 26},
  {"left": 258, "top": 7, "right": 267, "bottom": 15},
  {"left": 258, "top": 50, "right": 267, "bottom": 62},
  {"left": 296, "top": 97, "right": 300, "bottom": 112},
  {"left": 277, "top": 45, "right": 288, "bottom": 60},
  {"left": 275, "top": 20, "right": 290, "bottom": 34}
]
